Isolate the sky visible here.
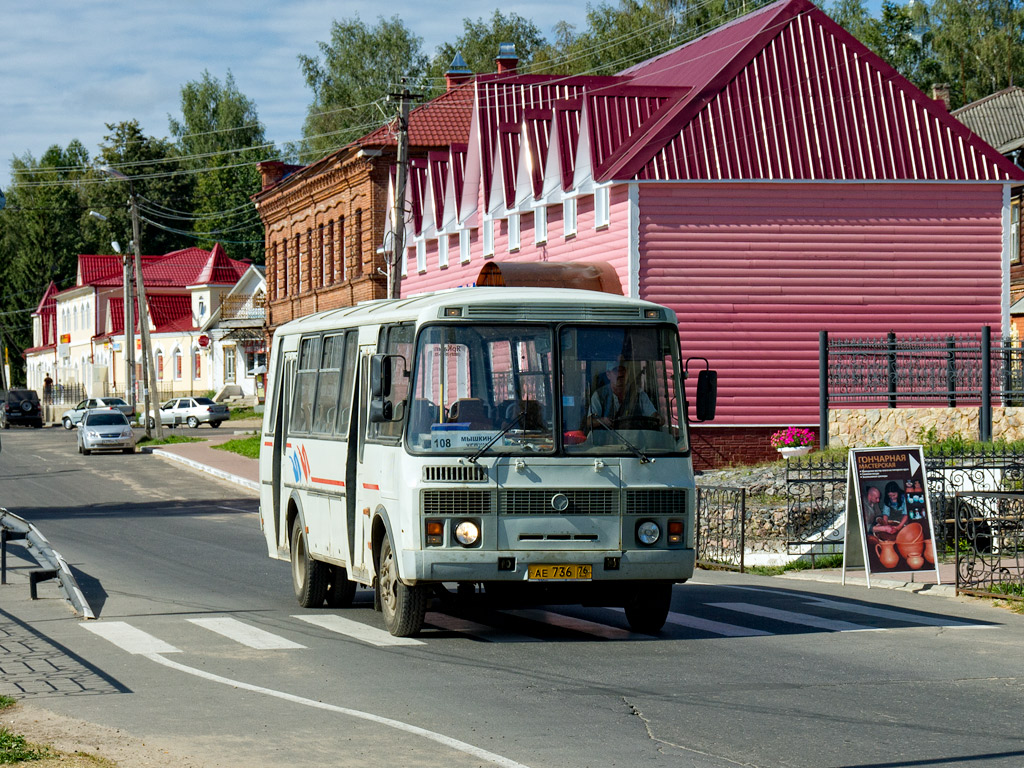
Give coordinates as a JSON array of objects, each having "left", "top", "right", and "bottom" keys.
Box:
[{"left": 0, "top": 1, "right": 592, "bottom": 193}]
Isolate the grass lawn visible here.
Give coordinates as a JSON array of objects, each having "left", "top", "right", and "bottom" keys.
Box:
[
  {"left": 213, "top": 433, "right": 261, "bottom": 459},
  {"left": 137, "top": 434, "right": 204, "bottom": 447}
]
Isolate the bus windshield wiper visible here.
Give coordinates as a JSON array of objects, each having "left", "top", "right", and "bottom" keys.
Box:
[
  {"left": 591, "top": 416, "right": 652, "bottom": 464},
  {"left": 468, "top": 412, "right": 524, "bottom": 464}
]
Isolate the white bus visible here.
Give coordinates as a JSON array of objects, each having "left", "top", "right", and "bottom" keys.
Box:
[{"left": 259, "top": 287, "right": 716, "bottom": 636}]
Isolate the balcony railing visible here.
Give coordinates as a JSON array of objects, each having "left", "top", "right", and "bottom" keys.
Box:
[{"left": 221, "top": 294, "right": 265, "bottom": 321}]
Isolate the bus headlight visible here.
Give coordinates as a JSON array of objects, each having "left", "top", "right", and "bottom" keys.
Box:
[
  {"left": 636, "top": 520, "right": 660, "bottom": 545},
  {"left": 454, "top": 520, "right": 480, "bottom": 546}
]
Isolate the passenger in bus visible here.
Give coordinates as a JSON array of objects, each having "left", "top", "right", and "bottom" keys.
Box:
[{"left": 589, "top": 359, "right": 658, "bottom": 429}]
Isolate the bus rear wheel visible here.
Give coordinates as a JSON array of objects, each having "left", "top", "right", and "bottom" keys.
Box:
[
  {"left": 378, "top": 535, "right": 426, "bottom": 637},
  {"left": 291, "top": 517, "right": 327, "bottom": 607},
  {"left": 623, "top": 581, "right": 672, "bottom": 634},
  {"left": 325, "top": 565, "right": 357, "bottom": 607}
]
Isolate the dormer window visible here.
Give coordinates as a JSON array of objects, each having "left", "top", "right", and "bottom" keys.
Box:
[{"left": 198, "top": 299, "right": 206, "bottom": 318}]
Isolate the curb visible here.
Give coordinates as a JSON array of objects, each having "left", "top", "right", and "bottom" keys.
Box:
[
  {"left": 143, "top": 447, "right": 259, "bottom": 494},
  {"left": 778, "top": 569, "right": 958, "bottom": 597}
]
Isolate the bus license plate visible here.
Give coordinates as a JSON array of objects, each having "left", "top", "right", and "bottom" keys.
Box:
[{"left": 528, "top": 564, "right": 592, "bottom": 581}]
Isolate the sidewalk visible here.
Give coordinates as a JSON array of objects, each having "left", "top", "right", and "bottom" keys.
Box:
[{"left": 143, "top": 418, "right": 260, "bottom": 494}]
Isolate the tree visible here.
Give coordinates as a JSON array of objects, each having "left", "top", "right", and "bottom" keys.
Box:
[
  {"left": 169, "top": 70, "right": 275, "bottom": 263},
  {"left": 425, "top": 11, "right": 546, "bottom": 95},
  {"left": 86, "top": 120, "right": 195, "bottom": 259},
  {"left": 0, "top": 142, "right": 91, "bottom": 382},
  {"left": 297, "top": 15, "right": 427, "bottom": 162}
]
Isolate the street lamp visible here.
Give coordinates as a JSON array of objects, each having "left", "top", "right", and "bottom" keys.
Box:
[{"left": 97, "top": 166, "right": 162, "bottom": 439}]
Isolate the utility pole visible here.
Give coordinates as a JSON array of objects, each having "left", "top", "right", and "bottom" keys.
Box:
[
  {"left": 120, "top": 244, "right": 136, "bottom": 413},
  {"left": 100, "top": 166, "right": 162, "bottom": 439},
  {"left": 388, "top": 82, "right": 418, "bottom": 300}
]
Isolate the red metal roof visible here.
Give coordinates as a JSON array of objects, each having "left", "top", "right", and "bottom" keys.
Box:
[
  {"left": 360, "top": 82, "right": 475, "bottom": 149},
  {"left": 428, "top": 151, "right": 449, "bottom": 230},
  {"left": 409, "top": 158, "right": 428, "bottom": 235},
  {"left": 193, "top": 243, "right": 244, "bottom": 285},
  {"left": 84, "top": 247, "right": 247, "bottom": 289},
  {"left": 108, "top": 294, "right": 193, "bottom": 335}
]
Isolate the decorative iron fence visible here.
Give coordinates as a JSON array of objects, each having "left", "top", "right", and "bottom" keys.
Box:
[
  {"left": 784, "top": 447, "right": 1024, "bottom": 557},
  {"left": 695, "top": 486, "right": 746, "bottom": 571},
  {"left": 954, "top": 491, "right": 1024, "bottom": 600},
  {"left": 820, "top": 326, "right": 1020, "bottom": 444}
]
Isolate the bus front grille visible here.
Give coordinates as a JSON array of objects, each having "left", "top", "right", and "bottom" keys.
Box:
[
  {"left": 625, "top": 489, "right": 687, "bottom": 515},
  {"left": 423, "top": 465, "right": 488, "bottom": 483},
  {"left": 423, "top": 490, "right": 493, "bottom": 516},
  {"left": 500, "top": 489, "right": 619, "bottom": 515}
]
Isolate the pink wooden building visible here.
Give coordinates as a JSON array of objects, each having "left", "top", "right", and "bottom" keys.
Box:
[{"left": 387, "top": 0, "right": 1024, "bottom": 467}]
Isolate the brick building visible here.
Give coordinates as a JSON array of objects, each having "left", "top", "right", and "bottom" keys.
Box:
[{"left": 253, "top": 58, "right": 476, "bottom": 337}]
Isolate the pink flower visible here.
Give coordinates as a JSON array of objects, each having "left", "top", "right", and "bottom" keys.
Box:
[{"left": 770, "top": 427, "right": 815, "bottom": 448}]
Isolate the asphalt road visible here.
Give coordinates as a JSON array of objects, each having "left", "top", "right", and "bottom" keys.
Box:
[{"left": 2, "top": 426, "right": 1024, "bottom": 768}]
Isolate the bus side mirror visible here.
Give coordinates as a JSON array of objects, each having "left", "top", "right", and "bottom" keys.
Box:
[
  {"left": 370, "top": 354, "right": 391, "bottom": 399},
  {"left": 369, "top": 400, "right": 394, "bottom": 423},
  {"left": 695, "top": 369, "right": 717, "bottom": 422}
]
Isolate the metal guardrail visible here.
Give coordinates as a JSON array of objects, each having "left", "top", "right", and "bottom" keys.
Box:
[{"left": 0, "top": 508, "right": 95, "bottom": 619}]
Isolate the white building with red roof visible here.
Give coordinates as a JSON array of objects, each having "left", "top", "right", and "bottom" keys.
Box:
[
  {"left": 25, "top": 244, "right": 261, "bottom": 409},
  {"left": 389, "top": 0, "right": 1024, "bottom": 466}
]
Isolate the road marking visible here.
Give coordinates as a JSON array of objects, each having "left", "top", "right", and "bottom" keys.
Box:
[
  {"left": 607, "top": 607, "right": 773, "bottom": 637},
  {"left": 293, "top": 614, "right": 425, "bottom": 647},
  {"left": 801, "top": 598, "right": 986, "bottom": 628},
  {"left": 709, "top": 602, "right": 879, "bottom": 632},
  {"left": 187, "top": 617, "right": 306, "bottom": 649},
  {"left": 504, "top": 609, "right": 641, "bottom": 640},
  {"left": 143, "top": 653, "right": 531, "bottom": 768},
  {"left": 425, "top": 613, "right": 543, "bottom": 642},
  {"left": 82, "top": 622, "right": 180, "bottom": 654}
]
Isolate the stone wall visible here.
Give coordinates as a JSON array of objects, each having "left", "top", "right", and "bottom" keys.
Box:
[{"left": 830, "top": 406, "right": 1024, "bottom": 446}]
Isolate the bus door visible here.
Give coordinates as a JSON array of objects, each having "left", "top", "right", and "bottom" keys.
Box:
[
  {"left": 261, "top": 350, "right": 295, "bottom": 556},
  {"left": 351, "top": 344, "right": 380, "bottom": 577}
]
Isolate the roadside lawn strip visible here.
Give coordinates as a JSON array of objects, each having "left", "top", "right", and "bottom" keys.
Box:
[{"left": 0, "top": 696, "right": 114, "bottom": 767}]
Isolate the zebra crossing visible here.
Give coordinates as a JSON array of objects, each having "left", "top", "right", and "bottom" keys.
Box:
[{"left": 81, "top": 594, "right": 988, "bottom": 656}]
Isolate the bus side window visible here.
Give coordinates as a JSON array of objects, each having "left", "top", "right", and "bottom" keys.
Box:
[
  {"left": 368, "top": 324, "right": 414, "bottom": 443},
  {"left": 336, "top": 332, "right": 358, "bottom": 435},
  {"left": 311, "top": 334, "right": 344, "bottom": 435},
  {"left": 290, "top": 336, "right": 319, "bottom": 434}
]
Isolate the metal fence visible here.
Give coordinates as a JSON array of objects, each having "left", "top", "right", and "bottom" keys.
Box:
[
  {"left": 696, "top": 486, "right": 746, "bottom": 571},
  {"left": 953, "top": 491, "right": 1024, "bottom": 600},
  {"left": 783, "top": 447, "right": 1024, "bottom": 556},
  {"left": 820, "top": 326, "right": 1020, "bottom": 443}
]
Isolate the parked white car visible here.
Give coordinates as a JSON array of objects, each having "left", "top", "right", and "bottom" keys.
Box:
[
  {"left": 77, "top": 410, "right": 136, "bottom": 455},
  {"left": 147, "top": 397, "right": 230, "bottom": 429},
  {"left": 62, "top": 397, "right": 134, "bottom": 429}
]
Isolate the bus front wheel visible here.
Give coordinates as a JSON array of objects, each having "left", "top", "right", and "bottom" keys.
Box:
[
  {"left": 291, "top": 517, "right": 327, "bottom": 608},
  {"left": 378, "top": 535, "right": 426, "bottom": 637},
  {"left": 623, "top": 581, "right": 672, "bottom": 634}
]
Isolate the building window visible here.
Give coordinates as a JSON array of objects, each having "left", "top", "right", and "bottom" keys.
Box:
[
  {"left": 1013, "top": 197, "right": 1021, "bottom": 265},
  {"left": 326, "top": 221, "right": 334, "bottom": 284},
  {"left": 173, "top": 349, "right": 182, "bottom": 380},
  {"left": 193, "top": 349, "right": 202, "bottom": 380},
  {"left": 318, "top": 224, "right": 326, "bottom": 287},
  {"left": 337, "top": 216, "right": 346, "bottom": 282},
  {"left": 245, "top": 349, "right": 267, "bottom": 377},
  {"left": 460, "top": 228, "right": 471, "bottom": 263},
  {"left": 402, "top": 245, "right": 410, "bottom": 276},
  {"left": 295, "top": 233, "right": 302, "bottom": 292},
  {"left": 416, "top": 239, "right": 426, "bottom": 272},
  {"left": 439, "top": 234, "right": 449, "bottom": 269},
  {"left": 483, "top": 216, "right": 494, "bottom": 256},
  {"left": 564, "top": 197, "right": 577, "bottom": 237},
  {"left": 354, "top": 208, "right": 363, "bottom": 276},
  {"left": 508, "top": 213, "right": 521, "bottom": 252},
  {"left": 157, "top": 351, "right": 164, "bottom": 380},
  {"left": 595, "top": 185, "right": 610, "bottom": 228},
  {"left": 281, "top": 239, "right": 288, "bottom": 297},
  {"left": 306, "top": 229, "right": 313, "bottom": 291},
  {"left": 534, "top": 205, "right": 547, "bottom": 245},
  {"left": 224, "top": 346, "right": 236, "bottom": 383}
]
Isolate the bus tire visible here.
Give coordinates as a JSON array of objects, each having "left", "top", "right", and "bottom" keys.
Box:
[
  {"left": 623, "top": 581, "right": 672, "bottom": 634},
  {"left": 325, "top": 565, "right": 357, "bottom": 608},
  {"left": 378, "top": 534, "right": 426, "bottom": 637},
  {"left": 291, "top": 517, "right": 327, "bottom": 608}
]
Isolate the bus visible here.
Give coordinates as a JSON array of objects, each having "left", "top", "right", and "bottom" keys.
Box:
[{"left": 259, "top": 287, "right": 716, "bottom": 636}]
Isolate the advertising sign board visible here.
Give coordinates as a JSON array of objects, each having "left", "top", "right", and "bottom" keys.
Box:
[{"left": 843, "top": 446, "right": 941, "bottom": 587}]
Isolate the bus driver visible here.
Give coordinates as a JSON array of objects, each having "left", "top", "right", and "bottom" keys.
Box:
[{"left": 589, "top": 358, "right": 658, "bottom": 429}]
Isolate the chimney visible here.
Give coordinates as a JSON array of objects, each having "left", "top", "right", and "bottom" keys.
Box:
[
  {"left": 495, "top": 42, "right": 518, "bottom": 75},
  {"left": 445, "top": 52, "right": 473, "bottom": 91},
  {"left": 931, "top": 83, "right": 951, "bottom": 111},
  {"left": 257, "top": 160, "right": 302, "bottom": 191}
]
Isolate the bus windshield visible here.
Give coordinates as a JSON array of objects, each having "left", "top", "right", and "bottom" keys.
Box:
[{"left": 406, "top": 323, "right": 686, "bottom": 456}]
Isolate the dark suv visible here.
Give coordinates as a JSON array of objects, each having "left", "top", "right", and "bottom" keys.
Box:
[{"left": 2, "top": 389, "right": 43, "bottom": 429}]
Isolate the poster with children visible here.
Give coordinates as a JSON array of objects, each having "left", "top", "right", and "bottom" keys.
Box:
[{"left": 843, "top": 446, "right": 940, "bottom": 587}]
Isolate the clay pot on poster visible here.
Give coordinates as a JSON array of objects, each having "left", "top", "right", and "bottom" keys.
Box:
[
  {"left": 897, "top": 522, "right": 923, "bottom": 543},
  {"left": 875, "top": 538, "right": 900, "bottom": 569},
  {"left": 906, "top": 554, "right": 925, "bottom": 570},
  {"left": 923, "top": 545, "right": 934, "bottom": 564}
]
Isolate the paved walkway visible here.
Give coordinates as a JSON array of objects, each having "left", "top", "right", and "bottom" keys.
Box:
[{"left": 150, "top": 420, "right": 962, "bottom": 598}]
